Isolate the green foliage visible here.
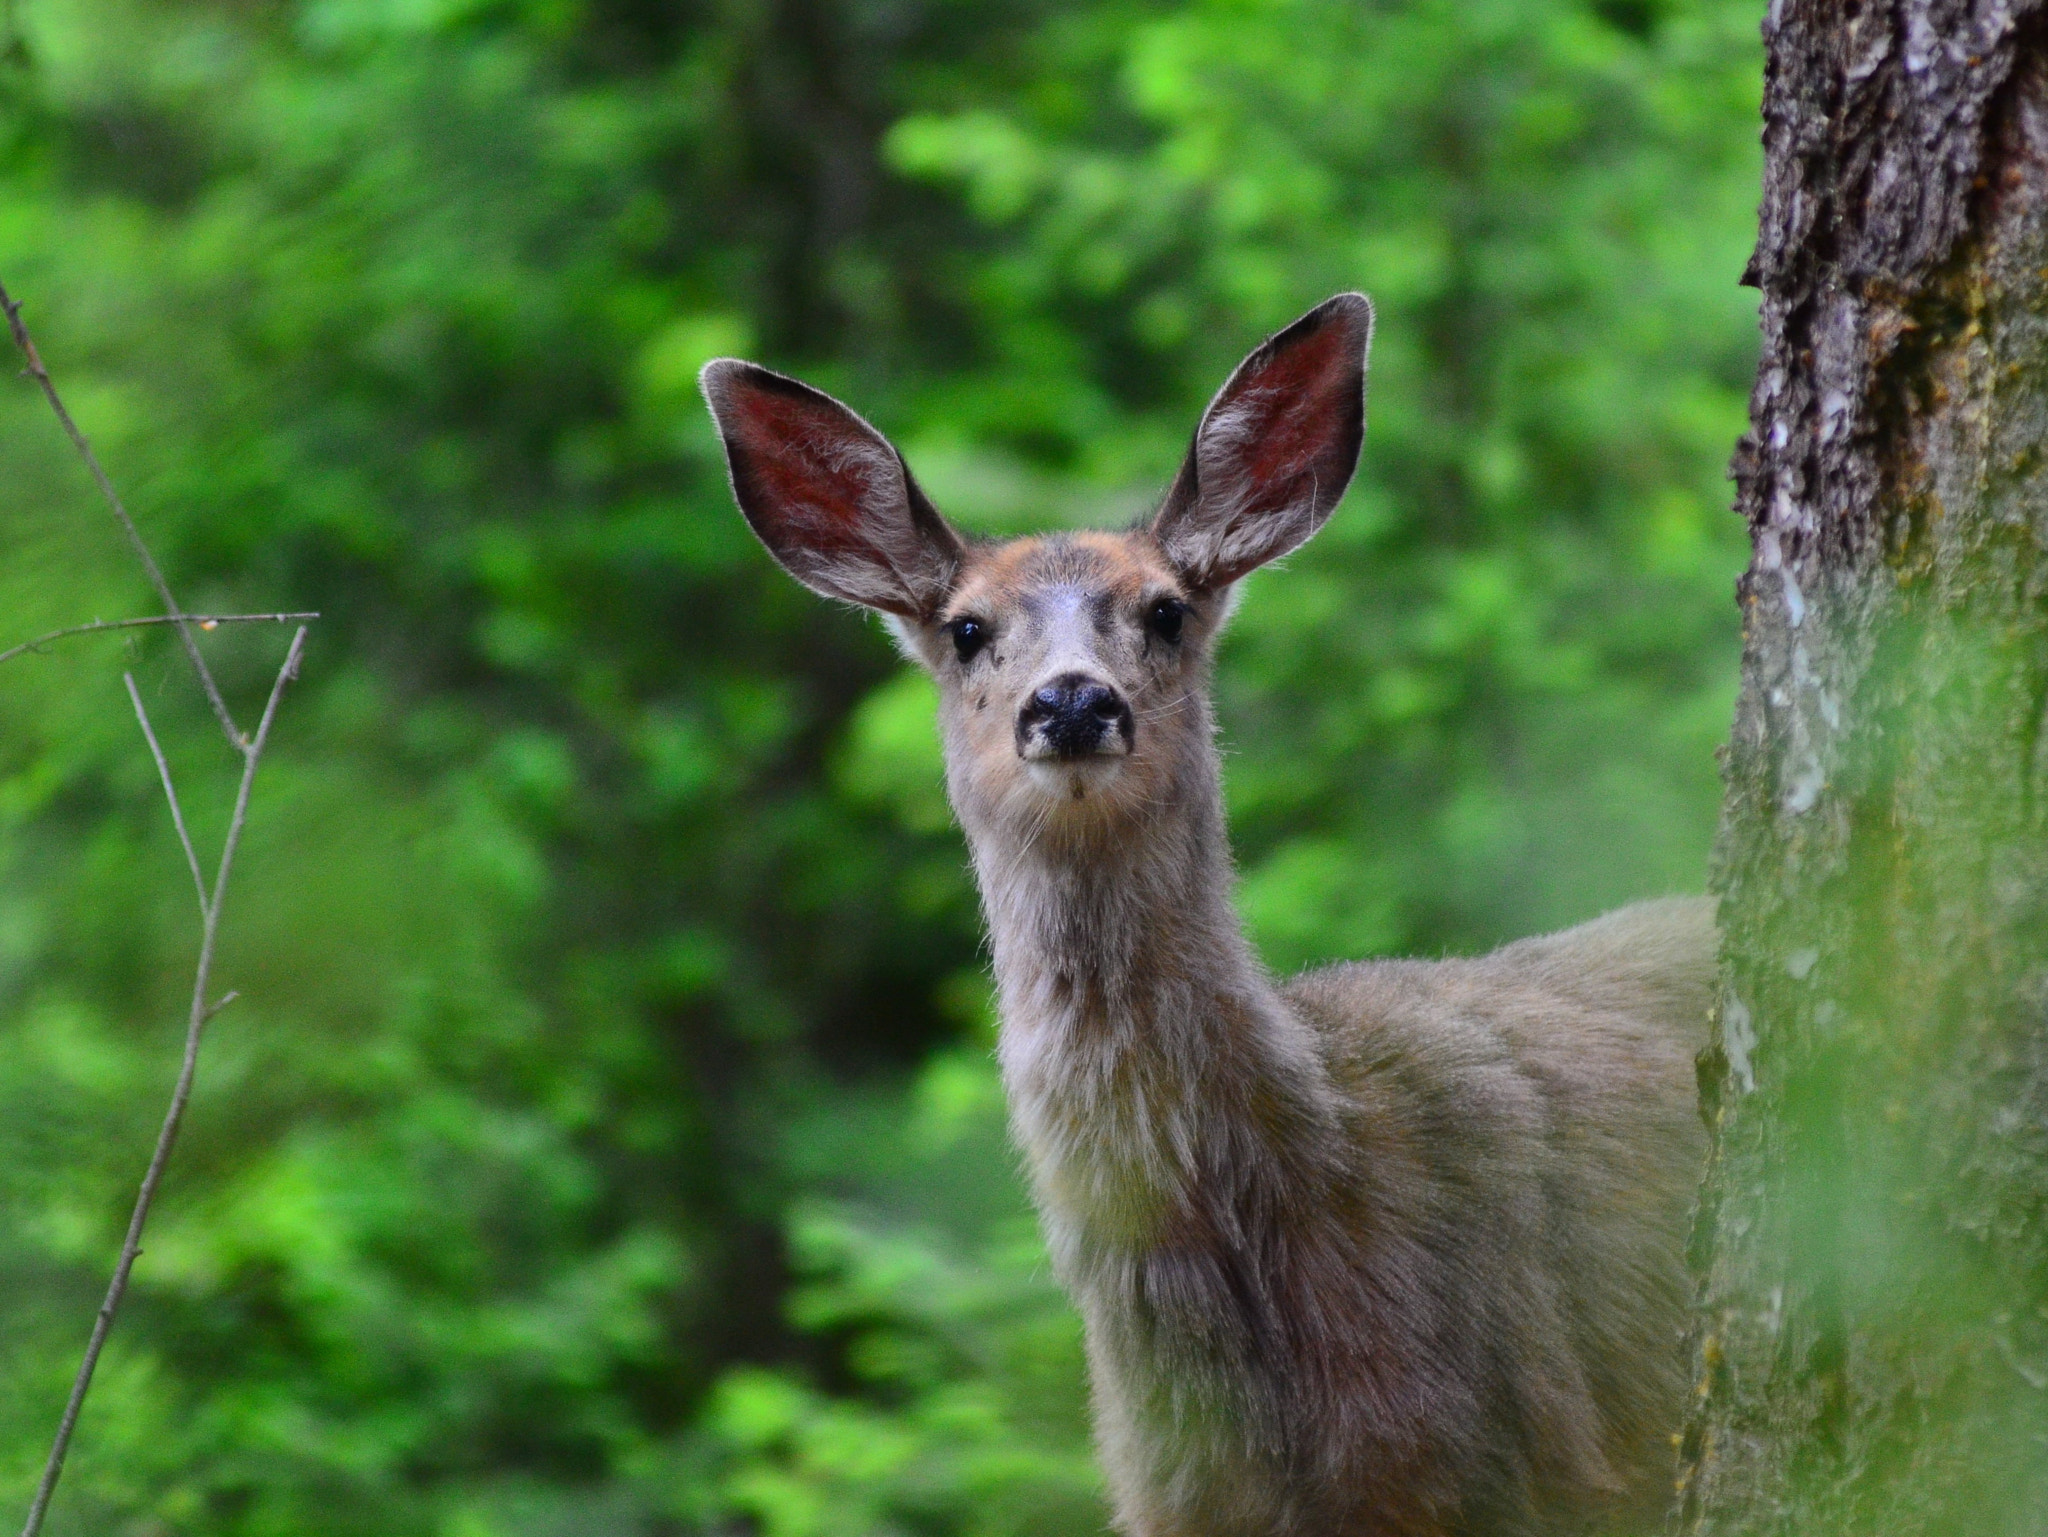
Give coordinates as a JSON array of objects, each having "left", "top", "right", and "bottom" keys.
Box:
[{"left": 0, "top": 0, "right": 1758, "bottom": 1529}]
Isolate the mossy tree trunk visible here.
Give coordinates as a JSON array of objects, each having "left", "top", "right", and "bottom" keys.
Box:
[{"left": 1676, "top": 2, "right": 2048, "bottom": 1533}]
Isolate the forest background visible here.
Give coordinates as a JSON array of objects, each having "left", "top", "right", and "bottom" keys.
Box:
[{"left": 0, "top": 0, "right": 1762, "bottom": 1531}]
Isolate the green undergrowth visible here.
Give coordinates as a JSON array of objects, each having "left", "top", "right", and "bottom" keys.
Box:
[{"left": 0, "top": 0, "right": 1759, "bottom": 1529}]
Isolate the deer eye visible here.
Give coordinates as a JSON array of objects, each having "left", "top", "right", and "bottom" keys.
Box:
[
  {"left": 948, "top": 616, "right": 990, "bottom": 663},
  {"left": 1145, "top": 598, "right": 1186, "bottom": 644}
]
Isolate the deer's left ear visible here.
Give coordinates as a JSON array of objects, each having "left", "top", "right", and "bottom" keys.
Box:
[{"left": 1150, "top": 293, "right": 1372, "bottom": 591}]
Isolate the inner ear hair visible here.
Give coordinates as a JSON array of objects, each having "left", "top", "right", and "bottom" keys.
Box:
[
  {"left": 1204, "top": 581, "right": 1245, "bottom": 634},
  {"left": 881, "top": 612, "right": 927, "bottom": 662}
]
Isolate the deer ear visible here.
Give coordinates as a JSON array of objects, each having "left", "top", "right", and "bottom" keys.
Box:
[
  {"left": 700, "top": 360, "right": 966, "bottom": 619},
  {"left": 1150, "top": 293, "right": 1372, "bottom": 590}
]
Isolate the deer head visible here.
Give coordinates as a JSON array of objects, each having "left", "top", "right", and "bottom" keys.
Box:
[{"left": 699, "top": 294, "right": 1372, "bottom": 853}]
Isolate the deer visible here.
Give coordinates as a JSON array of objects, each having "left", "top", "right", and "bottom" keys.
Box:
[{"left": 699, "top": 293, "right": 1714, "bottom": 1537}]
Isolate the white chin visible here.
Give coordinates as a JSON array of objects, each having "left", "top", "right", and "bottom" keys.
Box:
[{"left": 1022, "top": 757, "right": 1125, "bottom": 797}]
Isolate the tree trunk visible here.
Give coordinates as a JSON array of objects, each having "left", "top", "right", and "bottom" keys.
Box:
[{"left": 1676, "top": 1, "right": 2048, "bottom": 1532}]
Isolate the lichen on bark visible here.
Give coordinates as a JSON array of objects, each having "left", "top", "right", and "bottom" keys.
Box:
[{"left": 1678, "top": 1, "right": 2048, "bottom": 1532}]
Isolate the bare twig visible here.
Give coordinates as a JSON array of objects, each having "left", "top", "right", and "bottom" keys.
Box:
[
  {"left": 0, "top": 613, "right": 320, "bottom": 669},
  {"left": 0, "top": 278, "right": 243, "bottom": 749},
  {"left": 123, "top": 673, "right": 207, "bottom": 917},
  {"left": 19, "top": 628, "right": 307, "bottom": 1537},
  {"left": 3, "top": 273, "right": 317, "bottom": 1537}
]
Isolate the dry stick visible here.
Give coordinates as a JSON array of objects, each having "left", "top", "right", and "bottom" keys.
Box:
[
  {"left": 18, "top": 627, "right": 308, "bottom": 1537},
  {"left": 124, "top": 673, "right": 208, "bottom": 917},
  {"left": 0, "top": 612, "right": 320, "bottom": 670},
  {"left": 0, "top": 277, "right": 243, "bottom": 749},
  {"left": 1, "top": 277, "right": 314, "bottom": 1535}
]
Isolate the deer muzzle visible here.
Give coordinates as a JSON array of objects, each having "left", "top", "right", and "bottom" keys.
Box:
[{"left": 1016, "top": 673, "right": 1134, "bottom": 761}]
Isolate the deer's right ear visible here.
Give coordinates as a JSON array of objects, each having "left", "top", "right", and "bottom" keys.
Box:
[{"left": 700, "top": 360, "right": 966, "bottom": 620}]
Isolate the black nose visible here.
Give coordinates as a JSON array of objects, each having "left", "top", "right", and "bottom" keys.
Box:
[{"left": 1018, "top": 673, "right": 1133, "bottom": 759}]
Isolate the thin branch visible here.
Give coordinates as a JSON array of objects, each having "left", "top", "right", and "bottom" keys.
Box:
[
  {"left": 4, "top": 271, "right": 318, "bottom": 1537},
  {"left": 123, "top": 673, "right": 207, "bottom": 917},
  {"left": 18, "top": 628, "right": 306, "bottom": 1537},
  {"left": 0, "top": 278, "right": 243, "bottom": 749},
  {"left": 215, "top": 628, "right": 307, "bottom": 899},
  {"left": 0, "top": 613, "right": 320, "bottom": 669}
]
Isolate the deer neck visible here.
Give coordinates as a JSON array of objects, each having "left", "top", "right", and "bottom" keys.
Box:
[{"left": 963, "top": 736, "right": 1344, "bottom": 1263}]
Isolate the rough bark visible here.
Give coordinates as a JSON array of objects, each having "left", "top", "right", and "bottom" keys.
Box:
[{"left": 1677, "top": 1, "right": 2048, "bottom": 1533}]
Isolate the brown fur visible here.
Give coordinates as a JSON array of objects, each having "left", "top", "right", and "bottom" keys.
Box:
[{"left": 700, "top": 295, "right": 1714, "bottom": 1536}]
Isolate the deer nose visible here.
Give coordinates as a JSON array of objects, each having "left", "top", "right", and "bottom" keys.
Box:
[{"left": 1017, "top": 673, "right": 1133, "bottom": 760}]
